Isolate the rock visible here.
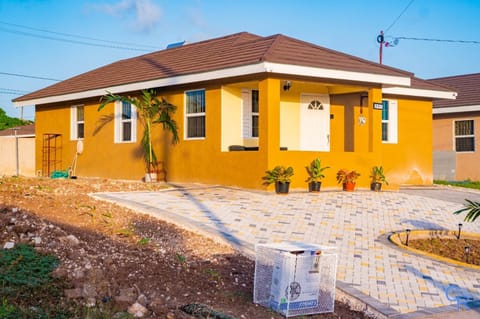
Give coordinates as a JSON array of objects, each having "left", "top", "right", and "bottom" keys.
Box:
[
  {"left": 51, "top": 267, "right": 68, "bottom": 279},
  {"left": 33, "top": 236, "right": 42, "bottom": 246},
  {"left": 82, "top": 283, "right": 98, "bottom": 298},
  {"left": 166, "top": 312, "right": 175, "bottom": 319},
  {"left": 60, "top": 234, "right": 80, "bottom": 246},
  {"left": 3, "top": 242, "right": 14, "bottom": 249},
  {"left": 127, "top": 302, "right": 149, "bottom": 318},
  {"left": 136, "top": 293, "right": 148, "bottom": 306},
  {"left": 114, "top": 295, "right": 136, "bottom": 310},
  {"left": 64, "top": 288, "right": 83, "bottom": 299}
]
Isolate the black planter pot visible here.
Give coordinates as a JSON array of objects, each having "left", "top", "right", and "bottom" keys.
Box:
[
  {"left": 371, "top": 182, "right": 382, "bottom": 191},
  {"left": 275, "top": 181, "right": 290, "bottom": 194},
  {"left": 308, "top": 181, "right": 321, "bottom": 192}
]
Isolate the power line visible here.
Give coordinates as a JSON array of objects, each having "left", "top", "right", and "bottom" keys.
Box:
[
  {"left": 0, "top": 71, "right": 61, "bottom": 82},
  {"left": 0, "top": 88, "right": 30, "bottom": 95},
  {"left": 385, "top": 0, "right": 415, "bottom": 33},
  {"left": 0, "top": 26, "right": 153, "bottom": 52},
  {"left": 394, "top": 36, "right": 480, "bottom": 44},
  {"left": 0, "top": 20, "right": 161, "bottom": 50}
]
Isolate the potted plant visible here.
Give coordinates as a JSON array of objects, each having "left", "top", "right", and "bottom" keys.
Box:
[
  {"left": 263, "top": 165, "right": 294, "bottom": 194},
  {"left": 370, "top": 166, "right": 388, "bottom": 191},
  {"left": 336, "top": 169, "right": 360, "bottom": 191},
  {"left": 305, "top": 158, "right": 330, "bottom": 192},
  {"left": 98, "top": 90, "right": 179, "bottom": 182}
]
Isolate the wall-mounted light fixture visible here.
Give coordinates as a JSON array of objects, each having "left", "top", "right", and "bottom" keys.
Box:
[{"left": 283, "top": 81, "right": 291, "bottom": 91}]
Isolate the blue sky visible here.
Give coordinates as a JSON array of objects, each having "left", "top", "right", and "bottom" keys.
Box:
[{"left": 1, "top": 0, "right": 479, "bottom": 120}]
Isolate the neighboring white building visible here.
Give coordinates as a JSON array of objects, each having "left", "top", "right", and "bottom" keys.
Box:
[{"left": 0, "top": 124, "right": 36, "bottom": 176}]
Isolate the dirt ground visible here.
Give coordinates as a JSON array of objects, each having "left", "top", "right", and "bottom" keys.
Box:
[{"left": 0, "top": 176, "right": 372, "bottom": 318}]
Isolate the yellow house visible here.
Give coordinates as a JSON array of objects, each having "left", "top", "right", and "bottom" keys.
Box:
[{"left": 14, "top": 32, "right": 456, "bottom": 190}]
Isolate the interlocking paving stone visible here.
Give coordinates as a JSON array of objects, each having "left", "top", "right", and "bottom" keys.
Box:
[{"left": 94, "top": 186, "right": 480, "bottom": 317}]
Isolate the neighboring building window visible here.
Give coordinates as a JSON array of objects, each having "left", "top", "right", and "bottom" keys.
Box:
[
  {"left": 114, "top": 101, "right": 137, "bottom": 143},
  {"left": 455, "top": 120, "right": 475, "bottom": 152},
  {"left": 381, "top": 100, "right": 398, "bottom": 143},
  {"left": 185, "top": 89, "right": 205, "bottom": 138},
  {"left": 71, "top": 105, "right": 84, "bottom": 140},
  {"left": 242, "top": 89, "right": 259, "bottom": 138}
]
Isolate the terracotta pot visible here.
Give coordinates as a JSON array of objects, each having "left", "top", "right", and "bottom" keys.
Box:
[
  {"left": 275, "top": 181, "right": 290, "bottom": 194},
  {"left": 308, "top": 181, "right": 321, "bottom": 192},
  {"left": 343, "top": 181, "right": 356, "bottom": 191},
  {"left": 370, "top": 182, "right": 382, "bottom": 191}
]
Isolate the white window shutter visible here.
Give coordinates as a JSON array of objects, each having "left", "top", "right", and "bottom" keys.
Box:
[
  {"left": 70, "top": 106, "right": 77, "bottom": 140},
  {"left": 389, "top": 100, "right": 398, "bottom": 143},
  {"left": 114, "top": 101, "right": 121, "bottom": 143},
  {"left": 131, "top": 104, "right": 137, "bottom": 142},
  {"left": 242, "top": 90, "right": 252, "bottom": 138}
]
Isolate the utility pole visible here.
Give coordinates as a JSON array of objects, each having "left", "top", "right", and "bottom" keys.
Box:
[
  {"left": 13, "top": 127, "right": 19, "bottom": 176},
  {"left": 377, "top": 31, "right": 385, "bottom": 64}
]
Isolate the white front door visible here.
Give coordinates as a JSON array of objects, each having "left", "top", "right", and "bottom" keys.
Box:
[{"left": 300, "top": 94, "right": 330, "bottom": 151}]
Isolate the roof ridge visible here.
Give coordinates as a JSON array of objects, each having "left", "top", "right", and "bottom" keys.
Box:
[
  {"left": 260, "top": 34, "right": 283, "bottom": 61},
  {"left": 429, "top": 72, "right": 480, "bottom": 81},
  {"left": 267, "top": 33, "right": 413, "bottom": 78}
]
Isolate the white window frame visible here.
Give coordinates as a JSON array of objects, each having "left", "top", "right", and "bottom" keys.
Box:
[
  {"left": 185, "top": 89, "right": 206, "bottom": 140},
  {"left": 114, "top": 101, "right": 137, "bottom": 143},
  {"left": 381, "top": 99, "right": 398, "bottom": 144},
  {"left": 454, "top": 119, "right": 475, "bottom": 153},
  {"left": 241, "top": 89, "right": 259, "bottom": 138},
  {"left": 70, "top": 104, "right": 84, "bottom": 140}
]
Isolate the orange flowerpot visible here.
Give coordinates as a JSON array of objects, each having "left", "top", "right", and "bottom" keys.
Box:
[{"left": 343, "top": 182, "right": 356, "bottom": 191}]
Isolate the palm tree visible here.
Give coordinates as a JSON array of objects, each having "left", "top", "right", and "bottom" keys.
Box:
[
  {"left": 454, "top": 199, "right": 480, "bottom": 222},
  {"left": 98, "top": 89, "right": 179, "bottom": 179}
]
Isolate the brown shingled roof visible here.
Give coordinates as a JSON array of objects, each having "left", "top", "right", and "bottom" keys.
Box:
[
  {"left": 430, "top": 73, "right": 480, "bottom": 108},
  {"left": 0, "top": 124, "right": 35, "bottom": 137},
  {"left": 14, "top": 32, "right": 417, "bottom": 104}
]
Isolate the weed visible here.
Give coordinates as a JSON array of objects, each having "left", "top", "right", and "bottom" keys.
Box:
[
  {"left": 0, "top": 298, "right": 20, "bottom": 319},
  {"left": 175, "top": 252, "right": 186, "bottom": 265},
  {"left": 205, "top": 268, "right": 222, "bottom": 283},
  {"left": 137, "top": 237, "right": 151, "bottom": 245}
]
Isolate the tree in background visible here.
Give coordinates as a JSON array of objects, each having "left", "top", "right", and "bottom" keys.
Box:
[{"left": 0, "top": 108, "right": 33, "bottom": 130}]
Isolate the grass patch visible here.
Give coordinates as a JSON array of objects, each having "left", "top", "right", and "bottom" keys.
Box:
[{"left": 434, "top": 180, "right": 480, "bottom": 190}]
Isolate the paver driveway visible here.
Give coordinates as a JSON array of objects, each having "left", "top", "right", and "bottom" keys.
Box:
[{"left": 93, "top": 186, "right": 480, "bottom": 317}]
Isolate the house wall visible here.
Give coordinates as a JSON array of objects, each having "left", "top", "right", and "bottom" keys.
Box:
[
  {"left": 34, "top": 77, "right": 435, "bottom": 189},
  {"left": 382, "top": 98, "right": 433, "bottom": 185},
  {"left": 0, "top": 137, "right": 35, "bottom": 176},
  {"left": 433, "top": 112, "right": 480, "bottom": 181}
]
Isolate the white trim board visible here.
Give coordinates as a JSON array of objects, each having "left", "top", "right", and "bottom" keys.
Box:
[
  {"left": 433, "top": 104, "right": 480, "bottom": 114},
  {"left": 382, "top": 87, "right": 457, "bottom": 100},
  {"left": 14, "top": 62, "right": 414, "bottom": 107}
]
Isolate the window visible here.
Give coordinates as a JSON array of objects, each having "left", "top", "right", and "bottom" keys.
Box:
[
  {"left": 114, "top": 101, "right": 137, "bottom": 143},
  {"left": 251, "top": 90, "right": 259, "bottom": 137},
  {"left": 242, "top": 89, "right": 259, "bottom": 138},
  {"left": 381, "top": 100, "right": 398, "bottom": 143},
  {"left": 71, "top": 105, "right": 84, "bottom": 140},
  {"left": 185, "top": 89, "right": 205, "bottom": 138},
  {"left": 455, "top": 120, "right": 475, "bottom": 152}
]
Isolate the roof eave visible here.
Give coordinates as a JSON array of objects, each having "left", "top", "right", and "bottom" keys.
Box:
[
  {"left": 15, "top": 62, "right": 411, "bottom": 107},
  {"left": 382, "top": 87, "right": 457, "bottom": 100},
  {"left": 433, "top": 104, "right": 480, "bottom": 114}
]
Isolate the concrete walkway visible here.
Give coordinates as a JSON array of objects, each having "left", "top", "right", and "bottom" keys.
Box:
[{"left": 93, "top": 185, "right": 480, "bottom": 318}]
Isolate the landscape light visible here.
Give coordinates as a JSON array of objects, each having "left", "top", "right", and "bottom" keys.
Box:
[
  {"left": 458, "top": 223, "right": 463, "bottom": 240},
  {"left": 405, "top": 229, "right": 411, "bottom": 246}
]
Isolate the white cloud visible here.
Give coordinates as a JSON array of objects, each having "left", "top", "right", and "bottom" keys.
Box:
[{"left": 90, "top": 0, "right": 162, "bottom": 32}]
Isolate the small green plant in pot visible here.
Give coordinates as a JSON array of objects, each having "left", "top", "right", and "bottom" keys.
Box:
[
  {"left": 370, "top": 166, "right": 388, "bottom": 191},
  {"left": 263, "top": 165, "right": 294, "bottom": 194},
  {"left": 305, "top": 158, "right": 330, "bottom": 192},
  {"left": 336, "top": 169, "right": 360, "bottom": 191}
]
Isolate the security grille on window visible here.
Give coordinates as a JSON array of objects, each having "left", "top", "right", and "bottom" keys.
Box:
[
  {"left": 186, "top": 90, "right": 206, "bottom": 138},
  {"left": 455, "top": 120, "right": 475, "bottom": 152},
  {"left": 251, "top": 90, "right": 259, "bottom": 137}
]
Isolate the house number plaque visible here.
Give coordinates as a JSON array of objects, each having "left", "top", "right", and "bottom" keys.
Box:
[{"left": 373, "top": 102, "right": 383, "bottom": 110}]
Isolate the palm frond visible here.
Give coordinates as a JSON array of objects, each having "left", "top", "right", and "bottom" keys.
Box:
[{"left": 454, "top": 199, "right": 480, "bottom": 222}]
